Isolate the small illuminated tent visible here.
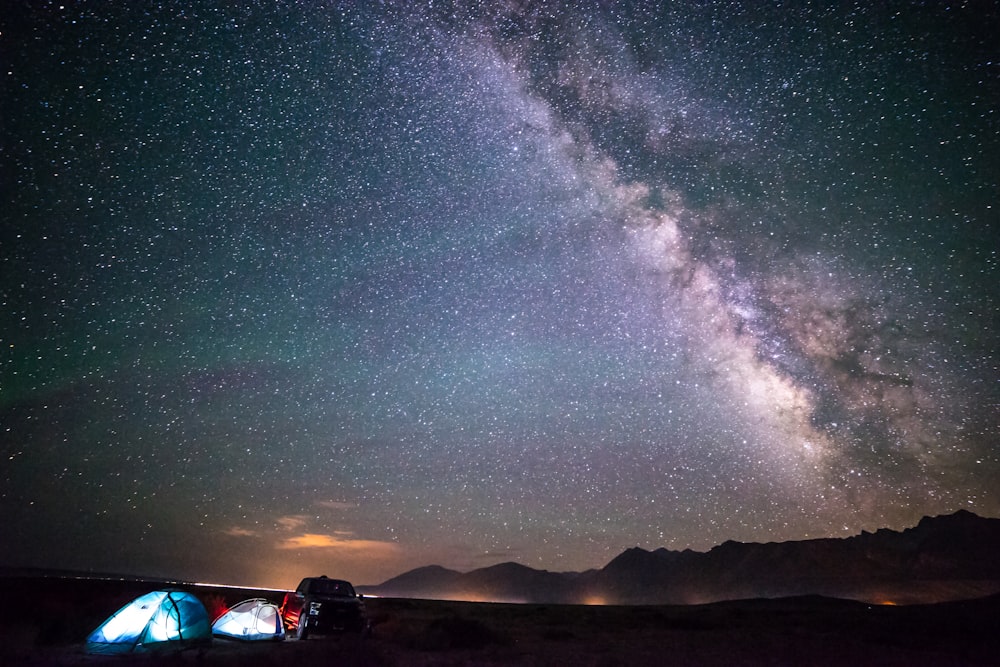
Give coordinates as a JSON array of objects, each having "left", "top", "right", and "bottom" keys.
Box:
[
  {"left": 211, "top": 598, "right": 285, "bottom": 641},
  {"left": 86, "top": 590, "right": 212, "bottom": 655}
]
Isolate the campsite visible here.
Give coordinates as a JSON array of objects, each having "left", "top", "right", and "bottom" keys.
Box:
[{"left": 2, "top": 573, "right": 1000, "bottom": 665}]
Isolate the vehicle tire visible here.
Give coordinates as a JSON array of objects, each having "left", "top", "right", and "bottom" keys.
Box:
[{"left": 296, "top": 615, "right": 309, "bottom": 640}]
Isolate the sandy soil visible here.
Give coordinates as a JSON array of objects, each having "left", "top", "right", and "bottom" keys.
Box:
[{"left": 2, "top": 576, "right": 999, "bottom": 666}]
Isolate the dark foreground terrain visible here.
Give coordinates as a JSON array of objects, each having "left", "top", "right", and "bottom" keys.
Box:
[{"left": 2, "top": 575, "right": 999, "bottom": 666}]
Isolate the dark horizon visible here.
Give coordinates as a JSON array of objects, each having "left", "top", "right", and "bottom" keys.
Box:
[{"left": 4, "top": 509, "right": 997, "bottom": 602}]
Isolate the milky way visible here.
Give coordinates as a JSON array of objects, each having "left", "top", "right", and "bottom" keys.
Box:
[{"left": 2, "top": 2, "right": 997, "bottom": 588}]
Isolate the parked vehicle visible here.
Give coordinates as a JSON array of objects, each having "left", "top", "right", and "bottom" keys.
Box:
[{"left": 280, "top": 576, "right": 369, "bottom": 639}]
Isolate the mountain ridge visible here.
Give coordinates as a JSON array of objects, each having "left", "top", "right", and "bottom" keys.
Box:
[{"left": 359, "top": 511, "right": 1000, "bottom": 605}]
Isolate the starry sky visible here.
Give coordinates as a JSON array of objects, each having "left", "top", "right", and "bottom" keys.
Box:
[{"left": 2, "top": 1, "right": 998, "bottom": 590}]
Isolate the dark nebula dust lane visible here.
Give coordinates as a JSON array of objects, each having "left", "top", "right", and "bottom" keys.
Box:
[{"left": 1, "top": 2, "right": 997, "bottom": 587}]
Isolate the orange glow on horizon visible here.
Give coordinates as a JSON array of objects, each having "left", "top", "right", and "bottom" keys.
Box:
[
  {"left": 277, "top": 533, "right": 400, "bottom": 555},
  {"left": 582, "top": 596, "right": 608, "bottom": 606}
]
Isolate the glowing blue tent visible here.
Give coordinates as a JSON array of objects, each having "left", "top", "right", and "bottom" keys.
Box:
[
  {"left": 86, "top": 590, "right": 212, "bottom": 654},
  {"left": 211, "top": 598, "right": 285, "bottom": 641}
]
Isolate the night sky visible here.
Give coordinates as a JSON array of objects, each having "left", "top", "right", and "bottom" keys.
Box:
[{"left": 2, "top": 1, "right": 997, "bottom": 590}]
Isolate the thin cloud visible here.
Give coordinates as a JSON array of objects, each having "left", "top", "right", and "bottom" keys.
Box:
[
  {"left": 223, "top": 526, "right": 258, "bottom": 538},
  {"left": 277, "top": 533, "right": 400, "bottom": 555},
  {"left": 276, "top": 515, "right": 308, "bottom": 531}
]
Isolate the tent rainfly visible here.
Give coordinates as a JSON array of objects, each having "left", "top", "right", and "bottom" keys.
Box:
[
  {"left": 211, "top": 598, "right": 286, "bottom": 641},
  {"left": 86, "top": 590, "right": 212, "bottom": 654}
]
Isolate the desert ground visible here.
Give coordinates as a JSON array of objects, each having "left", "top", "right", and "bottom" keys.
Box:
[{"left": 2, "top": 575, "right": 999, "bottom": 666}]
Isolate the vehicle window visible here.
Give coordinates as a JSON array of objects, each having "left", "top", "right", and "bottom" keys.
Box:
[{"left": 311, "top": 579, "right": 355, "bottom": 596}]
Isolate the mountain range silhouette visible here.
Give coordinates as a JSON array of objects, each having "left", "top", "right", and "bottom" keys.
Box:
[{"left": 361, "top": 511, "right": 1000, "bottom": 605}]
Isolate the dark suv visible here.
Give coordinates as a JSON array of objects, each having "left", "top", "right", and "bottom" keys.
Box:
[{"left": 280, "top": 576, "right": 369, "bottom": 639}]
